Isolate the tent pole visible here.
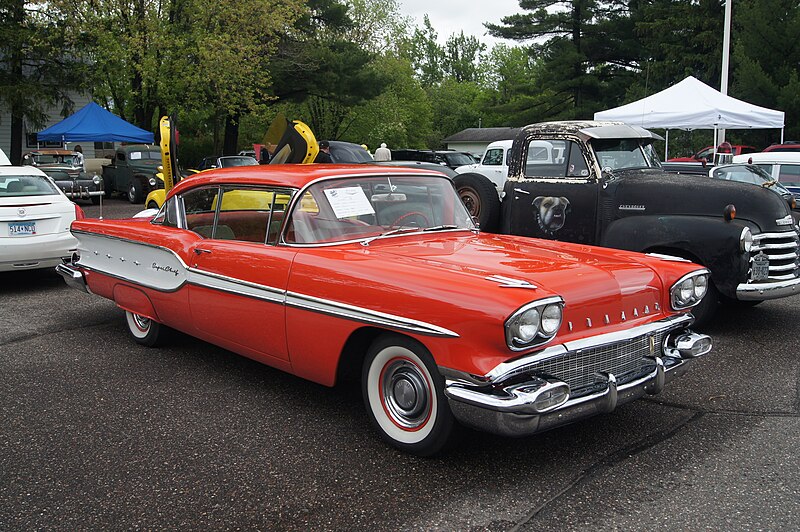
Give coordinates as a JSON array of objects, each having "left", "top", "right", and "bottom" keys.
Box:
[
  {"left": 665, "top": 130, "right": 669, "bottom": 160},
  {"left": 782, "top": 127, "right": 785, "bottom": 143}
]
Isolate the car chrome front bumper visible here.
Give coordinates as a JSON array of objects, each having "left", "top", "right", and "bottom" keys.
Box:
[
  {"left": 443, "top": 324, "right": 711, "bottom": 438},
  {"left": 736, "top": 276, "right": 800, "bottom": 300}
]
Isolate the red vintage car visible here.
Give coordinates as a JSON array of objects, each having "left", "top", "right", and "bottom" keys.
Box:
[{"left": 57, "top": 164, "right": 712, "bottom": 455}]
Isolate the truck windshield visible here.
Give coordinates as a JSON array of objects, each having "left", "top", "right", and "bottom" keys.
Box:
[{"left": 592, "top": 139, "right": 661, "bottom": 171}]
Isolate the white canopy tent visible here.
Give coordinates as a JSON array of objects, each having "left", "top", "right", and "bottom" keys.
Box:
[{"left": 594, "top": 76, "right": 785, "bottom": 159}]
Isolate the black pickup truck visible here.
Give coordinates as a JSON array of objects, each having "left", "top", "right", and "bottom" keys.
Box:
[{"left": 454, "top": 121, "right": 800, "bottom": 325}]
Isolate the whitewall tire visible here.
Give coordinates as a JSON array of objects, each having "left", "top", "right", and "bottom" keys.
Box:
[{"left": 362, "top": 334, "right": 455, "bottom": 456}]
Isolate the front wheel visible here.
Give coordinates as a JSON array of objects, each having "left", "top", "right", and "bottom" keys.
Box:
[
  {"left": 688, "top": 281, "right": 719, "bottom": 328},
  {"left": 362, "top": 334, "right": 455, "bottom": 456},
  {"left": 147, "top": 201, "right": 159, "bottom": 210},
  {"left": 125, "top": 311, "right": 169, "bottom": 347},
  {"left": 453, "top": 173, "right": 501, "bottom": 232},
  {"left": 128, "top": 179, "right": 143, "bottom": 203}
]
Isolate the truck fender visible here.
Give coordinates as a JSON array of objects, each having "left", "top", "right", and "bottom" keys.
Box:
[{"left": 601, "top": 215, "right": 750, "bottom": 297}]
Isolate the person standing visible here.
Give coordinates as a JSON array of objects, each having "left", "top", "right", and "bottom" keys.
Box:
[
  {"left": 315, "top": 140, "right": 333, "bottom": 163},
  {"left": 374, "top": 142, "right": 391, "bottom": 161},
  {"left": 73, "top": 145, "right": 85, "bottom": 169}
]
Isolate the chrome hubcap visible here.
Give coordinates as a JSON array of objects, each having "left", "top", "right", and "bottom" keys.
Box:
[
  {"left": 382, "top": 360, "right": 430, "bottom": 429},
  {"left": 132, "top": 314, "right": 150, "bottom": 332}
]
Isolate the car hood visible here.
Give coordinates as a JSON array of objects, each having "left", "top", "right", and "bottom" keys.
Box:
[
  {"left": 611, "top": 169, "right": 794, "bottom": 232},
  {"left": 371, "top": 232, "right": 667, "bottom": 308}
]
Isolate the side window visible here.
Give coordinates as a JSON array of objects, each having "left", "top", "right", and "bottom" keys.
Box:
[
  {"left": 183, "top": 187, "right": 220, "bottom": 238},
  {"left": 524, "top": 140, "right": 588, "bottom": 178},
  {"left": 216, "top": 186, "right": 293, "bottom": 244},
  {"left": 778, "top": 164, "right": 800, "bottom": 184},
  {"left": 482, "top": 149, "right": 503, "bottom": 166}
]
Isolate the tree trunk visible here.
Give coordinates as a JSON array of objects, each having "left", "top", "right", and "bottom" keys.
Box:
[{"left": 223, "top": 113, "right": 240, "bottom": 156}]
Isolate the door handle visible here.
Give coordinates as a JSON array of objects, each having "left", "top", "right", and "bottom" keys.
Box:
[{"left": 194, "top": 248, "right": 211, "bottom": 255}]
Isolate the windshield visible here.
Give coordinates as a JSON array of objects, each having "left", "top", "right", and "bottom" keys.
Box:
[
  {"left": 330, "top": 143, "right": 374, "bottom": 163},
  {"left": 219, "top": 156, "right": 259, "bottom": 168},
  {"left": 441, "top": 153, "right": 475, "bottom": 166},
  {"left": 592, "top": 139, "right": 661, "bottom": 171},
  {"left": 284, "top": 174, "right": 474, "bottom": 244},
  {"left": 27, "top": 153, "right": 80, "bottom": 166},
  {"left": 713, "top": 165, "right": 792, "bottom": 194},
  {"left": 0, "top": 175, "right": 60, "bottom": 197},
  {"left": 129, "top": 150, "right": 162, "bottom": 161}
]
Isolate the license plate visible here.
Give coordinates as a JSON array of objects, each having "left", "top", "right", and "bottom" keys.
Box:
[
  {"left": 751, "top": 252, "right": 770, "bottom": 281},
  {"left": 8, "top": 221, "right": 36, "bottom": 236}
]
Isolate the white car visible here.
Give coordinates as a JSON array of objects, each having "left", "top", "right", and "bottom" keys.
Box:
[
  {"left": 0, "top": 166, "right": 82, "bottom": 272},
  {"left": 732, "top": 152, "right": 800, "bottom": 197}
]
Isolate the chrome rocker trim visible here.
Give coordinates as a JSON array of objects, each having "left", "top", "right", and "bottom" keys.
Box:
[
  {"left": 443, "top": 324, "right": 711, "bottom": 438},
  {"left": 55, "top": 262, "right": 91, "bottom": 294},
  {"left": 736, "top": 276, "right": 800, "bottom": 301}
]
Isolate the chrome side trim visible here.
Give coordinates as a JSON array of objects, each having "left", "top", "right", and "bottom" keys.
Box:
[
  {"left": 286, "top": 292, "right": 459, "bottom": 338},
  {"left": 486, "top": 314, "right": 693, "bottom": 383},
  {"left": 187, "top": 267, "right": 285, "bottom": 304},
  {"left": 71, "top": 231, "right": 457, "bottom": 338}
]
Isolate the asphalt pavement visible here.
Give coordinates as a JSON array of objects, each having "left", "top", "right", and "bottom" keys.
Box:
[{"left": 1, "top": 198, "right": 798, "bottom": 530}]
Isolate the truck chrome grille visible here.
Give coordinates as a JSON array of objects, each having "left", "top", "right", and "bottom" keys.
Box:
[
  {"left": 750, "top": 231, "right": 800, "bottom": 281},
  {"left": 532, "top": 331, "right": 665, "bottom": 391}
]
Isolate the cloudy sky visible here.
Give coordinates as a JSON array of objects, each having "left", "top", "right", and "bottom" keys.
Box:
[{"left": 397, "top": 0, "right": 524, "bottom": 47}]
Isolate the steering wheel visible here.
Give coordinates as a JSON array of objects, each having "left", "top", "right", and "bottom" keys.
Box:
[{"left": 390, "top": 211, "right": 430, "bottom": 229}]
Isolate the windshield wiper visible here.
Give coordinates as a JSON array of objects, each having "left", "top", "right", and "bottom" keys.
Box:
[
  {"left": 360, "top": 227, "right": 421, "bottom": 246},
  {"left": 422, "top": 224, "right": 460, "bottom": 232}
]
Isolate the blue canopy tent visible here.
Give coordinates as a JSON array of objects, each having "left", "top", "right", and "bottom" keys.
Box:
[{"left": 37, "top": 102, "right": 154, "bottom": 144}]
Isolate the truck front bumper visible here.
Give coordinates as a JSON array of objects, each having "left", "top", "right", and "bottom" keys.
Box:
[{"left": 736, "top": 276, "right": 800, "bottom": 300}]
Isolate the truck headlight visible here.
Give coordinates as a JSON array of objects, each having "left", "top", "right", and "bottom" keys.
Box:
[
  {"left": 740, "top": 227, "right": 753, "bottom": 253},
  {"left": 149, "top": 177, "right": 157, "bottom": 186},
  {"left": 670, "top": 270, "right": 710, "bottom": 310},
  {"left": 506, "top": 297, "right": 564, "bottom": 351}
]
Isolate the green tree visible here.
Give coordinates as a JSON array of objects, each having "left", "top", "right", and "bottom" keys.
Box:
[
  {"left": 443, "top": 31, "right": 486, "bottom": 83},
  {"left": 268, "top": 0, "right": 389, "bottom": 140},
  {"left": 0, "top": 0, "right": 90, "bottom": 163},
  {"left": 731, "top": 0, "right": 800, "bottom": 141},
  {"left": 400, "top": 15, "right": 445, "bottom": 87},
  {"left": 345, "top": 54, "right": 433, "bottom": 148},
  {"left": 487, "top": 1, "right": 639, "bottom": 120}
]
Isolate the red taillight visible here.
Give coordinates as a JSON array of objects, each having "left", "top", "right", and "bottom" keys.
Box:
[{"left": 74, "top": 203, "right": 85, "bottom": 220}]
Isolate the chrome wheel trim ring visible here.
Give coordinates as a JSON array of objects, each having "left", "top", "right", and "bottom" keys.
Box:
[{"left": 382, "top": 359, "right": 430, "bottom": 429}]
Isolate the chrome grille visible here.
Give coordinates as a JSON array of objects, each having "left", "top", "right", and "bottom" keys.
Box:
[
  {"left": 750, "top": 231, "right": 800, "bottom": 281},
  {"left": 532, "top": 331, "right": 665, "bottom": 391}
]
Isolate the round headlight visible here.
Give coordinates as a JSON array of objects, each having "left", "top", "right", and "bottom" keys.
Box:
[
  {"left": 92, "top": 175, "right": 101, "bottom": 185},
  {"left": 149, "top": 177, "right": 157, "bottom": 186},
  {"left": 512, "top": 308, "right": 540, "bottom": 344},
  {"left": 540, "top": 304, "right": 562, "bottom": 336},
  {"left": 740, "top": 227, "right": 753, "bottom": 253},
  {"left": 693, "top": 275, "right": 708, "bottom": 299},
  {"left": 679, "top": 278, "right": 694, "bottom": 303}
]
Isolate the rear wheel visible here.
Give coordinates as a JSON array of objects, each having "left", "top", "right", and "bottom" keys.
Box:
[
  {"left": 125, "top": 311, "right": 168, "bottom": 347},
  {"left": 362, "top": 334, "right": 455, "bottom": 456},
  {"left": 453, "top": 173, "right": 501, "bottom": 232}
]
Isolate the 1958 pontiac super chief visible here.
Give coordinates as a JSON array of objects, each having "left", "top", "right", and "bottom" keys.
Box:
[{"left": 58, "top": 164, "right": 712, "bottom": 455}]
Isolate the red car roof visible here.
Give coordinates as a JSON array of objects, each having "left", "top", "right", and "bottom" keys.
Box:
[{"left": 169, "top": 163, "right": 445, "bottom": 197}]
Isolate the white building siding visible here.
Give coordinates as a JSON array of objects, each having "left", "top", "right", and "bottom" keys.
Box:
[{"left": 0, "top": 92, "right": 98, "bottom": 160}]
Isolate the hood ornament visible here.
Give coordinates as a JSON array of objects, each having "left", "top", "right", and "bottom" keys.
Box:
[{"left": 485, "top": 275, "right": 537, "bottom": 289}]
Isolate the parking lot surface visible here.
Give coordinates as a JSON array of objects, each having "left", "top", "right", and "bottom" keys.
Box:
[{"left": 1, "top": 199, "right": 798, "bottom": 530}]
